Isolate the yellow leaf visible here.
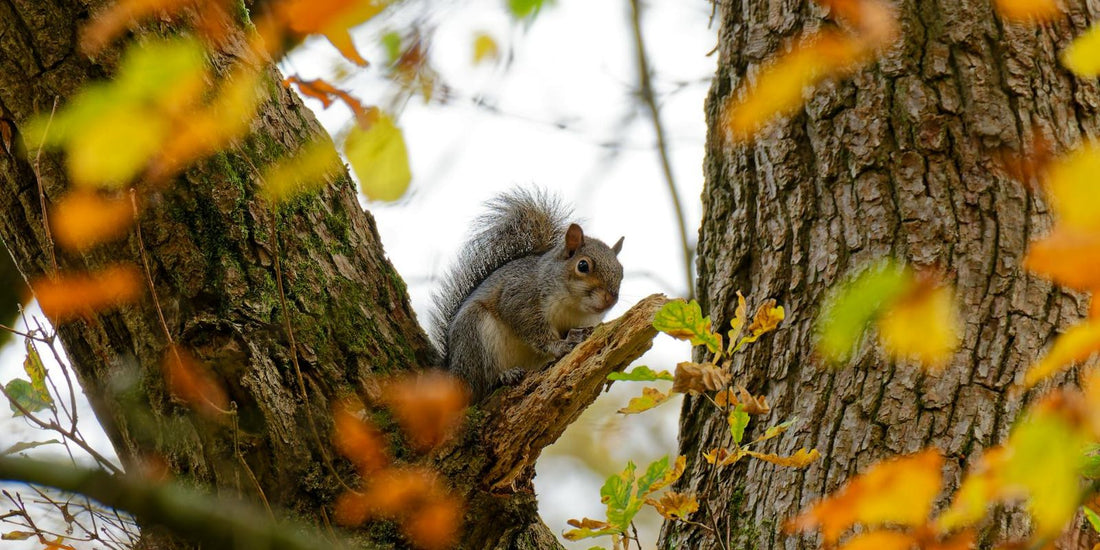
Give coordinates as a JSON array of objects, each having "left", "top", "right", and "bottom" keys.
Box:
[
  {"left": 261, "top": 140, "right": 343, "bottom": 202},
  {"left": 745, "top": 447, "right": 820, "bottom": 468},
  {"left": 645, "top": 492, "right": 699, "bottom": 520},
  {"left": 747, "top": 299, "right": 785, "bottom": 337},
  {"left": 473, "top": 32, "right": 500, "bottom": 64},
  {"left": 617, "top": 387, "right": 670, "bottom": 414},
  {"left": 788, "top": 449, "right": 942, "bottom": 544},
  {"left": 702, "top": 447, "right": 746, "bottom": 467},
  {"left": 1063, "top": 24, "right": 1100, "bottom": 77},
  {"left": 1021, "top": 321, "right": 1100, "bottom": 388},
  {"left": 994, "top": 0, "right": 1061, "bottom": 22},
  {"left": 1044, "top": 142, "right": 1100, "bottom": 231},
  {"left": 346, "top": 113, "right": 412, "bottom": 202},
  {"left": 68, "top": 104, "right": 167, "bottom": 188},
  {"left": 836, "top": 530, "right": 915, "bottom": 550},
  {"left": 1002, "top": 408, "right": 1089, "bottom": 537},
  {"left": 727, "top": 291, "right": 748, "bottom": 347},
  {"left": 1024, "top": 229, "right": 1100, "bottom": 291},
  {"left": 936, "top": 448, "right": 1004, "bottom": 533},
  {"left": 649, "top": 455, "right": 686, "bottom": 493},
  {"left": 877, "top": 283, "right": 960, "bottom": 368}
]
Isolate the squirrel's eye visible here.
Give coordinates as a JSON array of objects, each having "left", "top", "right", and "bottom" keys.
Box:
[{"left": 577, "top": 259, "right": 590, "bottom": 274}]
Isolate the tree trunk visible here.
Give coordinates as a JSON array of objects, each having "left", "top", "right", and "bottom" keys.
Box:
[
  {"left": 0, "top": 3, "right": 671, "bottom": 549},
  {"left": 661, "top": 0, "right": 1099, "bottom": 548}
]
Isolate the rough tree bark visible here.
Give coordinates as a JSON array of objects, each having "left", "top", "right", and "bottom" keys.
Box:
[
  {"left": 659, "top": 0, "right": 1099, "bottom": 548},
  {"left": 0, "top": 1, "right": 661, "bottom": 549}
]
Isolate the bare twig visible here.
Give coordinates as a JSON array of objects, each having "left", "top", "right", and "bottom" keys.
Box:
[
  {"left": 628, "top": 0, "right": 696, "bottom": 300},
  {"left": 32, "top": 97, "right": 60, "bottom": 278}
]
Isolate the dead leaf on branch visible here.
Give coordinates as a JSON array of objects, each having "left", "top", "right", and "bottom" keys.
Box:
[{"left": 672, "top": 362, "right": 730, "bottom": 394}]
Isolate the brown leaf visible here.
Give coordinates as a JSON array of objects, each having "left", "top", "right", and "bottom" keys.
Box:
[
  {"left": 672, "top": 362, "right": 730, "bottom": 394},
  {"left": 702, "top": 447, "right": 746, "bottom": 467},
  {"left": 737, "top": 386, "right": 770, "bottom": 415}
]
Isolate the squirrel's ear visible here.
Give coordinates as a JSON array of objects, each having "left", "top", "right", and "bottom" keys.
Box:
[
  {"left": 565, "top": 224, "right": 584, "bottom": 257},
  {"left": 612, "top": 236, "right": 624, "bottom": 255}
]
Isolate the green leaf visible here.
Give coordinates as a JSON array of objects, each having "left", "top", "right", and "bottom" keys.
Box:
[
  {"left": 23, "top": 340, "right": 51, "bottom": 408},
  {"left": 608, "top": 366, "right": 674, "bottom": 382},
  {"left": 507, "top": 0, "right": 548, "bottom": 19},
  {"left": 4, "top": 378, "right": 52, "bottom": 416},
  {"left": 1, "top": 439, "right": 61, "bottom": 456},
  {"left": 816, "top": 260, "right": 912, "bottom": 363},
  {"left": 634, "top": 456, "right": 671, "bottom": 500},
  {"left": 653, "top": 300, "right": 722, "bottom": 354},
  {"left": 728, "top": 405, "right": 750, "bottom": 445},
  {"left": 600, "top": 461, "right": 638, "bottom": 530},
  {"left": 345, "top": 113, "right": 412, "bottom": 202},
  {"left": 380, "top": 31, "right": 402, "bottom": 65},
  {"left": 1084, "top": 507, "right": 1100, "bottom": 534}
]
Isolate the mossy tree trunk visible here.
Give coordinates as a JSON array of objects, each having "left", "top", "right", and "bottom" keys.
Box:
[
  {"left": 0, "top": 1, "right": 655, "bottom": 548},
  {"left": 660, "top": 0, "right": 1099, "bottom": 548}
]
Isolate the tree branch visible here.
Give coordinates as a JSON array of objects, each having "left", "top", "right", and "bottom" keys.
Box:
[{"left": 0, "top": 457, "right": 331, "bottom": 550}]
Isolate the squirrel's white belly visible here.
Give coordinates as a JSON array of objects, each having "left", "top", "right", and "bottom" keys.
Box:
[{"left": 478, "top": 314, "right": 548, "bottom": 371}]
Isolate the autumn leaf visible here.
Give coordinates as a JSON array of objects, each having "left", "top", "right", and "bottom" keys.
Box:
[
  {"left": 747, "top": 299, "right": 785, "bottom": 338},
  {"left": 1043, "top": 141, "right": 1100, "bottom": 230},
  {"left": 403, "top": 496, "right": 462, "bottom": 550},
  {"left": 728, "top": 405, "right": 750, "bottom": 444},
  {"left": 4, "top": 379, "right": 53, "bottom": 416},
  {"left": 736, "top": 386, "right": 770, "bottom": 415},
  {"left": 22, "top": 340, "right": 50, "bottom": 409},
  {"left": 745, "top": 448, "right": 821, "bottom": 468},
  {"left": 1001, "top": 407, "right": 1089, "bottom": 537},
  {"left": 645, "top": 492, "right": 699, "bottom": 520},
  {"left": 163, "top": 345, "right": 228, "bottom": 418},
  {"left": 271, "top": 0, "right": 394, "bottom": 66},
  {"left": 755, "top": 417, "right": 797, "bottom": 444},
  {"left": 33, "top": 265, "right": 143, "bottom": 321},
  {"left": 473, "top": 32, "right": 500, "bottom": 64},
  {"left": 936, "top": 448, "right": 1005, "bottom": 532},
  {"left": 877, "top": 281, "right": 960, "bottom": 368},
  {"left": 703, "top": 447, "right": 747, "bottom": 467},
  {"left": 346, "top": 111, "right": 413, "bottom": 202},
  {"left": 51, "top": 190, "right": 134, "bottom": 251},
  {"left": 994, "top": 0, "right": 1061, "bottom": 22},
  {"left": 652, "top": 300, "right": 723, "bottom": 353},
  {"left": 671, "top": 362, "right": 730, "bottom": 394},
  {"left": 1019, "top": 320, "right": 1100, "bottom": 388},
  {"left": 563, "top": 518, "right": 618, "bottom": 540},
  {"left": 283, "top": 76, "right": 370, "bottom": 121},
  {"left": 727, "top": 291, "right": 748, "bottom": 348},
  {"left": 649, "top": 455, "right": 687, "bottom": 493},
  {"left": 1024, "top": 229, "right": 1100, "bottom": 291},
  {"left": 816, "top": 260, "right": 912, "bottom": 363},
  {"left": 332, "top": 401, "right": 390, "bottom": 475},
  {"left": 260, "top": 139, "right": 343, "bottom": 203},
  {"left": 1062, "top": 24, "right": 1100, "bottom": 77},
  {"left": 607, "top": 366, "right": 674, "bottom": 382},
  {"left": 835, "top": 530, "right": 915, "bottom": 550},
  {"left": 724, "top": 30, "right": 868, "bottom": 141},
  {"left": 379, "top": 372, "right": 469, "bottom": 452},
  {"left": 788, "top": 449, "right": 943, "bottom": 543},
  {"left": 814, "top": 0, "right": 899, "bottom": 47},
  {"left": 618, "top": 387, "right": 671, "bottom": 414}
]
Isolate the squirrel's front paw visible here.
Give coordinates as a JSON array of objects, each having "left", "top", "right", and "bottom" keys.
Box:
[
  {"left": 498, "top": 368, "right": 527, "bottom": 387},
  {"left": 566, "top": 327, "right": 594, "bottom": 345}
]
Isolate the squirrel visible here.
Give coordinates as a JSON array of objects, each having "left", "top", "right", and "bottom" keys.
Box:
[{"left": 430, "top": 188, "right": 624, "bottom": 402}]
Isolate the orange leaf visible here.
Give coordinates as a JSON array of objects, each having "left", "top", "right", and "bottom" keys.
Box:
[
  {"left": 724, "top": 30, "right": 869, "bottom": 141},
  {"left": 81, "top": 0, "right": 192, "bottom": 54},
  {"left": 994, "top": 0, "right": 1061, "bottom": 22},
  {"left": 403, "top": 496, "right": 463, "bottom": 550},
  {"left": 51, "top": 190, "right": 134, "bottom": 251},
  {"left": 815, "top": 0, "right": 899, "bottom": 47},
  {"left": 380, "top": 373, "right": 469, "bottom": 452},
  {"left": 361, "top": 467, "right": 446, "bottom": 518},
  {"left": 836, "top": 530, "right": 915, "bottom": 550},
  {"left": 1024, "top": 229, "right": 1100, "bottom": 291},
  {"left": 163, "top": 345, "right": 228, "bottom": 418},
  {"left": 788, "top": 449, "right": 943, "bottom": 543},
  {"left": 282, "top": 77, "right": 371, "bottom": 122},
  {"left": 645, "top": 491, "right": 699, "bottom": 520},
  {"left": 745, "top": 448, "right": 820, "bottom": 468},
  {"left": 332, "top": 401, "right": 390, "bottom": 475},
  {"left": 34, "top": 265, "right": 143, "bottom": 321}
]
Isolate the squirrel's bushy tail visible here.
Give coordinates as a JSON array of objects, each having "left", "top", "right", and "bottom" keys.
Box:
[{"left": 429, "top": 188, "right": 571, "bottom": 357}]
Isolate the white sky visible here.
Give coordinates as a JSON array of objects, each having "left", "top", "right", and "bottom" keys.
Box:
[{"left": 0, "top": 1, "right": 716, "bottom": 548}]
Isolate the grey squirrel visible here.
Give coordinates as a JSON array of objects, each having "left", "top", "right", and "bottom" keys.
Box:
[{"left": 430, "top": 189, "right": 624, "bottom": 402}]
